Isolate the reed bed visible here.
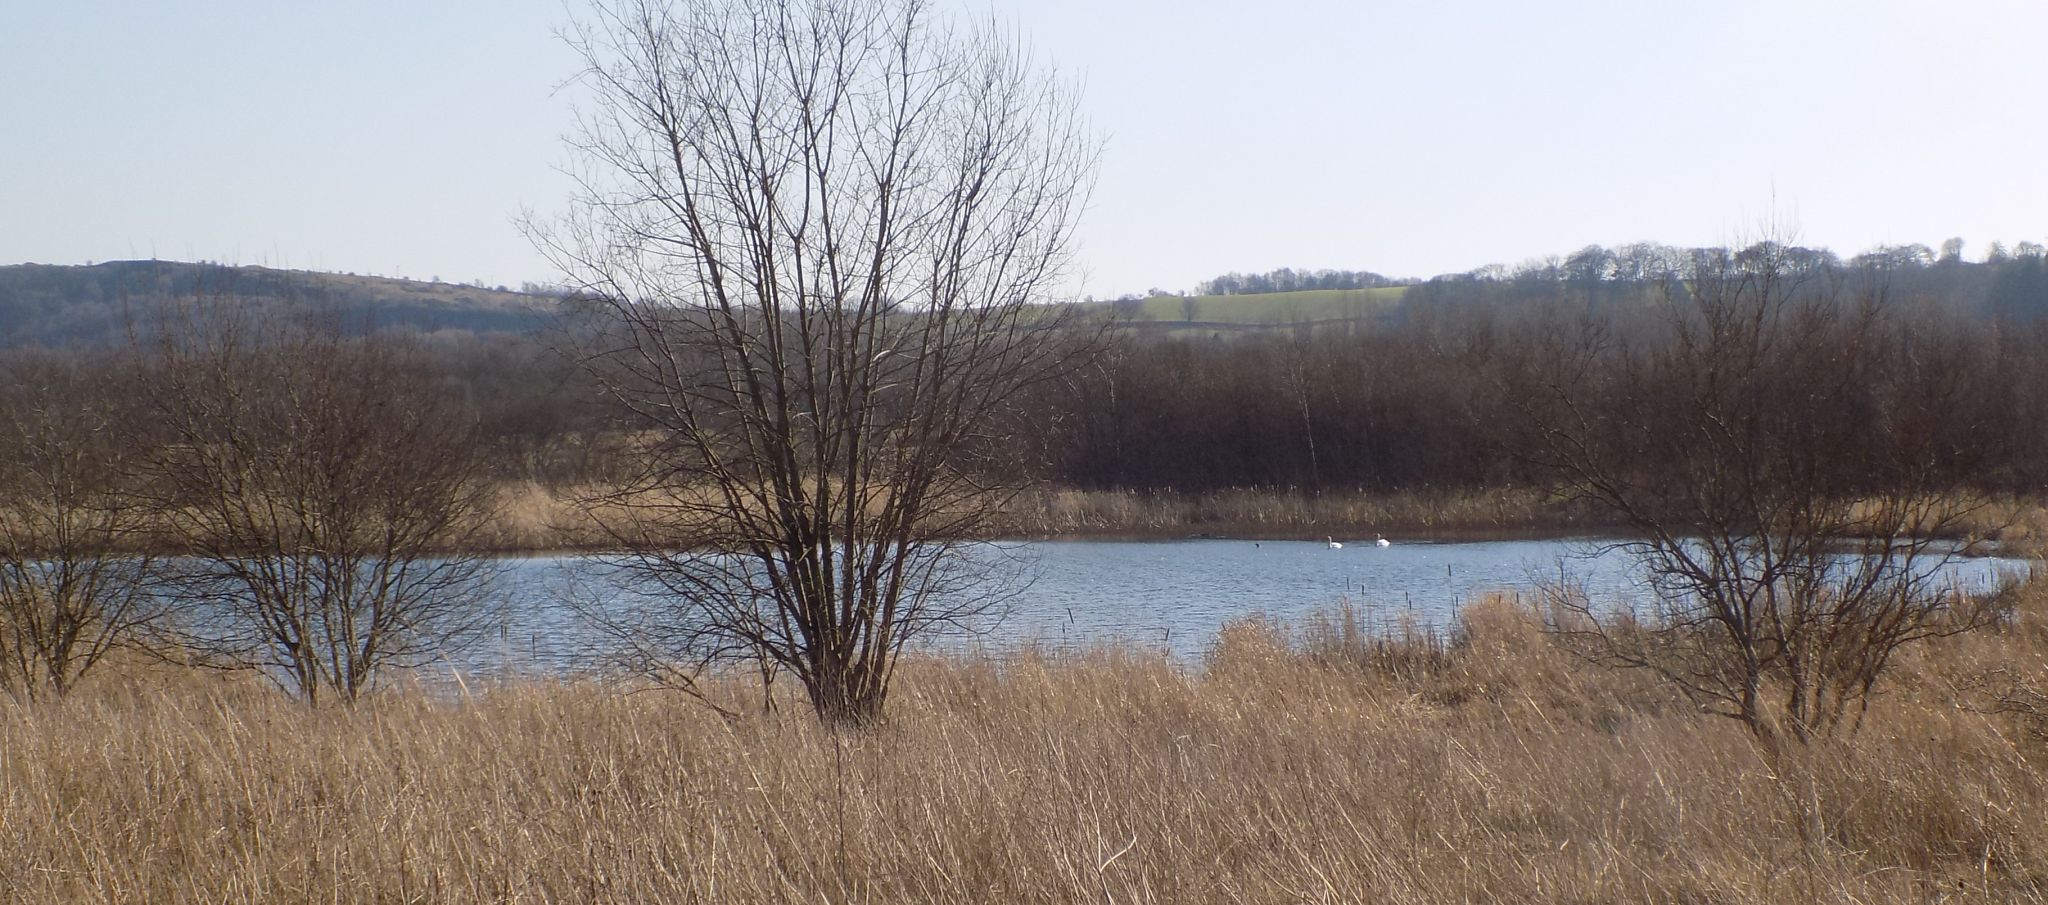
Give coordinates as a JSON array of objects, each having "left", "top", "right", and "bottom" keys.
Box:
[
  {"left": 1000, "top": 487, "right": 1600, "bottom": 539},
  {"left": 475, "top": 483, "right": 1538, "bottom": 551},
  {"left": 4, "top": 589, "right": 2046, "bottom": 903},
  {"left": 473, "top": 483, "right": 2048, "bottom": 551}
]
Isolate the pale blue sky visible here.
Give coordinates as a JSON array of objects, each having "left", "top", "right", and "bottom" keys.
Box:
[{"left": 4, "top": 1, "right": 2044, "bottom": 296}]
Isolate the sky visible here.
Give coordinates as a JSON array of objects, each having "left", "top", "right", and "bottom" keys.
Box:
[{"left": 4, "top": 0, "right": 2045, "bottom": 298}]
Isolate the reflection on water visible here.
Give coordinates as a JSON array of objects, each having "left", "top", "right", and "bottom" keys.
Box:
[{"left": 464, "top": 538, "right": 2035, "bottom": 676}]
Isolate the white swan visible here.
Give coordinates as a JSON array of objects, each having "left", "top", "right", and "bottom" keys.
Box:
[
  {"left": 1326, "top": 536, "right": 1343, "bottom": 550},
  {"left": 1375, "top": 534, "right": 1391, "bottom": 548}
]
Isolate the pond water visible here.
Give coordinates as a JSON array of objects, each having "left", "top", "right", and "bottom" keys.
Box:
[{"left": 468, "top": 538, "right": 2036, "bottom": 676}]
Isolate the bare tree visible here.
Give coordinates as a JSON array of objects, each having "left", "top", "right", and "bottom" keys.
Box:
[
  {"left": 0, "top": 350, "right": 166, "bottom": 700},
  {"left": 1280, "top": 335, "right": 1324, "bottom": 490},
  {"left": 1511, "top": 241, "right": 2003, "bottom": 744},
  {"left": 535, "top": 0, "right": 1097, "bottom": 724},
  {"left": 143, "top": 298, "right": 501, "bottom": 704}
]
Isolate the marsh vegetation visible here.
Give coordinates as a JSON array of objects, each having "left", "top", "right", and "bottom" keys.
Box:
[{"left": 5, "top": 587, "right": 2048, "bottom": 903}]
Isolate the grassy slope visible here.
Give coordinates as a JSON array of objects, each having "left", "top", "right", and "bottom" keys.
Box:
[
  {"left": 0, "top": 261, "right": 551, "bottom": 345},
  {"left": 5, "top": 589, "right": 2047, "bottom": 903},
  {"left": 312, "top": 269, "right": 543, "bottom": 312},
  {"left": 1123, "top": 287, "right": 1409, "bottom": 325}
]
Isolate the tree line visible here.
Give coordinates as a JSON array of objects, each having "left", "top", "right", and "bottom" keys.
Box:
[
  {"left": 1194, "top": 267, "right": 1409, "bottom": 296},
  {"left": 1192, "top": 238, "right": 2048, "bottom": 317},
  {"left": 1044, "top": 252, "right": 2048, "bottom": 498},
  {"left": 14, "top": 244, "right": 2047, "bottom": 512},
  {"left": 1395, "top": 238, "right": 2048, "bottom": 319}
]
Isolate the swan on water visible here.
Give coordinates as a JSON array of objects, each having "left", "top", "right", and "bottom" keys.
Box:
[
  {"left": 1326, "top": 536, "right": 1343, "bottom": 549},
  {"left": 1375, "top": 534, "right": 1391, "bottom": 548}
]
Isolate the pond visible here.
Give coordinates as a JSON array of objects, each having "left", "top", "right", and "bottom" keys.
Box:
[{"left": 467, "top": 538, "right": 2037, "bottom": 676}]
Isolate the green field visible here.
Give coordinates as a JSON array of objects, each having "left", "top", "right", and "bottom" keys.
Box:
[{"left": 1121, "top": 286, "right": 1408, "bottom": 325}]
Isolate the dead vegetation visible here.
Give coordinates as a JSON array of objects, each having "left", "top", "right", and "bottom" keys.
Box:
[
  {"left": 479, "top": 483, "right": 1602, "bottom": 550},
  {"left": 1000, "top": 486, "right": 1599, "bottom": 540},
  {"left": 3, "top": 582, "right": 2046, "bottom": 903}
]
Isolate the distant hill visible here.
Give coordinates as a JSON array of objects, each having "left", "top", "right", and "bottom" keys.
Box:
[
  {"left": 1103, "top": 287, "right": 1409, "bottom": 333},
  {"left": 14, "top": 242, "right": 2047, "bottom": 348},
  {"left": 0, "top": 260, "right": 556, "bottom": 346},
  {"left": 1099, "top": 241, "right": 2048, "bottom": 335}
]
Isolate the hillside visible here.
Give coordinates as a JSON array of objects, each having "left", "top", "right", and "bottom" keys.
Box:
[
  {"left": 1098, "top": 245, "right": 2048, "bottom": 336},
  {"left": 0, "top": 260, "right": 554, "bottom": 346},
  {"left": 12, "top": 242, "right": 2047, "bottom": 348},
  {"left": 3, "top": 261, "right": 1419, "bottom": 346},
  {"left": 1117, "top": 287, "right": 1408, "bottom": 328}
]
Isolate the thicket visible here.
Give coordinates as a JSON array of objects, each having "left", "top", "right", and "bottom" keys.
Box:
[
  {"left": 9, "top": 246, "right": 2048, "bottom": 505},
  {"left": 1041, "top": 252, "right": 2048, "bottom": 498}
]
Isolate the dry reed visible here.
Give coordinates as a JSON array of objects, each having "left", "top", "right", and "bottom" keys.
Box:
[
  {"left": 993, "top": 487, "right": 1600, "bottom": 540},
  {"left": 4, "top": 589, "right": 2047, "bottom": 903},
  {"left": 429, "top": 483, "right": 2048, "bottom": 552}
]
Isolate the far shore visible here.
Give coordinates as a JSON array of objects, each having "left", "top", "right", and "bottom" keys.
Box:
[
  {"left": 476, "top": 484, "right": 1619, "bottom": 553},
  {"left": 19, "top": 487, "right": 2037, "bottom": 558},
  {"left": 472, "top": 485, "right": 2048, "bottom": 557},
  {"left": 460, "top": 526, "right": 1633, "bottom": 559}
]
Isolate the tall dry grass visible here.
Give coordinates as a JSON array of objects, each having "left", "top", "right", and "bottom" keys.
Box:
[
  {"left": 1000, "top": 487, "right": 1602, "bottom": 539},
  {"left": 4, "top": 587, "right": 2047, "bottom": 903},
  {"left": 1971, "top": 497, "right": 2048, "bottom": 558},
  {"left": 458, "top": 483, "right": 2048, "bottom": 551}
]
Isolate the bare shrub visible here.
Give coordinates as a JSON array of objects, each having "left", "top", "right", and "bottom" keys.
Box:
[
  {"left": 0, "top": 350, "right": 166, "bottom": 700},
  {"left": 142, "top": 299, "right": 500, "bottom": 704},
  {"left": 1511, "top": 239, "right": 2009, "bottom": 743},
  {"left": 535, "top": 0, "right": 1098, "bottom": 724}
]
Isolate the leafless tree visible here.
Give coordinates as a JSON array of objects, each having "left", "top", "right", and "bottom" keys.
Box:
[
  {"left": 1280, "top": 334, "right": 1325, "bottom": 491},
  {"left": 1511, "top": 240, "right": 2004, "bottom": 744},
  {"left": 534, "top": 0, "right": 1097, "bottom": 724},
  {"left": 142, "top": 298, "right": 501, "bottom": 704},
  {"left": 0, "top": 350, "right": 166, "bottom": 700}
]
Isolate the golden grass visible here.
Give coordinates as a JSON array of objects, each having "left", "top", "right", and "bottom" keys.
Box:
[
  {"left": 480, "top": 480, "right": 724, "bottom": 552},
  {"left": 6, "top": 586, "right": 2048, "bottom": 903},
  {"left": 485, "top": 479, "right": 603, "bottom": 550},
  {"left": 1972, "top": 497, "right": 2048, "bottom": 558}
]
